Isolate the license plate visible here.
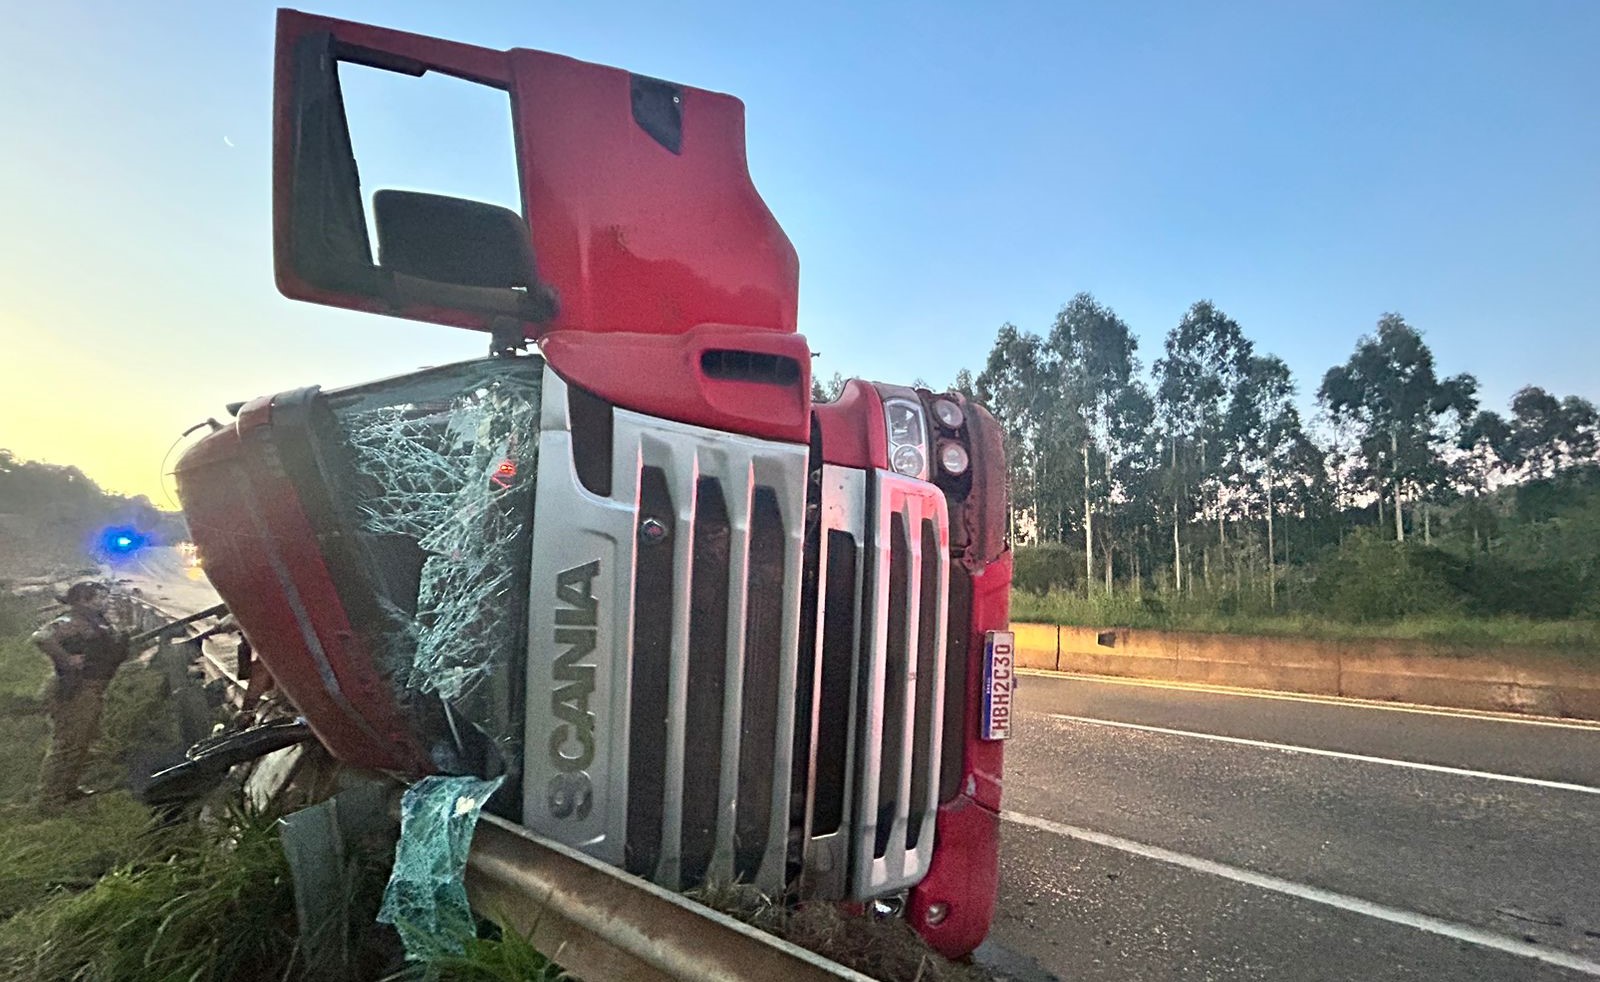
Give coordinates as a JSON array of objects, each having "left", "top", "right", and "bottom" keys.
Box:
[{"left": 981, "top": 630, "right": 1015, "bottom": 740}]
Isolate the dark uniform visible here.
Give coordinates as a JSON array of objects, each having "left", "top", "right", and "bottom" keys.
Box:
[{"left": 31, "top": 584, "right": 131, "bottom": 807}]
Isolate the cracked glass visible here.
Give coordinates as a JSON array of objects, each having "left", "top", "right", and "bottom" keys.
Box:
[{"left": 320, "top": 357, "right": 541, "bottom": 782}]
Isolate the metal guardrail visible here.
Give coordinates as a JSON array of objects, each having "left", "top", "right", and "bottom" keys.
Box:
[
  {"left": 466, "top": 814, "right": 873, "bottom": 982},
  {"left": 122, "top": 594, "right": 247, "bottom": 708}
]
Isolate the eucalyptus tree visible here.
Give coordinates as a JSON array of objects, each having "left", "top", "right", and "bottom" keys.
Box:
[
  {"left": 1228, "top": 354, "right": 1307, "bottom": 606},
  {"left": 976, "top": 323, "right": 1069, "bottom": 544},
  {"left": 1506, "top": 387, "right": 1599, "bottom": 478},
  {"left": 1107, "top": 381, "right": 1159, "bottom": 591},
  {"left": 811, "top": 371, "right": 847, "bottom": 403},
  {"left": 1047, "top": 293, "right": 1142, "bottom": 593},
  {"left": 1154, "top": 301, "right": 1254, "bottom": 590},
  {"left": 1455, "top": 409, "right": 1511, "bottom": 551},
  {"left": 1318, "top": 314, "right": 1476, "bottom": 541}
]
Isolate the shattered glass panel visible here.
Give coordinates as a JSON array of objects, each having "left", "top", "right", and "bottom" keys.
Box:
[
  {"left": 320, "top": 357, "right": 541, "bottom": 782},
  {"left": 378, "top": 774, "right": 505, "bottom": 959}
]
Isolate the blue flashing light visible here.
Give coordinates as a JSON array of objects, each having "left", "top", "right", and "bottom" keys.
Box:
[{"left": 98, "top": 526, "right": 148, "bottom": 558}]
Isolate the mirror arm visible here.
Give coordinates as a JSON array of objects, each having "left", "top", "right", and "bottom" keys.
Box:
[
  {"left": 488, "top": 316, "right": 528, "bottom": 357},
  {"left": 389, "top": 273, "right": 557, "bottom": 325}
]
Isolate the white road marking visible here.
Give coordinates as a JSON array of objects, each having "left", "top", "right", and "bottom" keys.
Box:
[
  {"left": 1019, "top": 668, "right": 1600, "bottom": 731},
  {"left": 1045, "top": 713, "right": 1600, "bottom": 795},
  {"left": 1003, "top": 810, "right": 1600, "bottom": 978}
]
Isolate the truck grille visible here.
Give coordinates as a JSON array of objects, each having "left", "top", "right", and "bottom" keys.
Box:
[
  {"left": 524, "top": 367, "right": 948, "bottom": 902},
  {"left": 801, "top": 466, "right": 950, "bottom": 900}
]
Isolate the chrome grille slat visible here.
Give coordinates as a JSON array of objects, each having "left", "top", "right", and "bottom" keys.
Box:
[
  {"left": 907, "top": 518, "right": 942, "bottom": 852},
  {"left": 848, "top": 471, "right": 949, "bottom": 898},
  {"left": 850, "top": 493, "right": 894, "bottom": 885},
  {"left": 799, "top": 467, "right": 869, "bottom": 898},
  {"left": 748, "top": 479, "right": 802, "bottom": 889},
  {"left": 890, "top": 512, "right": 923, "bottom": 874},
  {"left": 707, "top": 466, "right": 752, "bottom": 886},
  {"left": 625, "top": 466, "right": 673, "bottom": 879},
  {"left": 653, "top": 439, "right": 699, "bottom": 890}
]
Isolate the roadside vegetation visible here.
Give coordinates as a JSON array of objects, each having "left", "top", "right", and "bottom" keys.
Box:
[
  {"left": 1012, "top": 492, "right": 1600, "bottom": 653},
  {"left": 692, "top": 882, "right": 988, "bottom": 982},
  {"left": 0, "top": 591, "right": 559, "bottom": 982},
  {"left": 1012, "top": 587, "right": 1600, "bottom": 653},
  {"left": 963, "top": 298, "right": 1600, "bottom": 651}
]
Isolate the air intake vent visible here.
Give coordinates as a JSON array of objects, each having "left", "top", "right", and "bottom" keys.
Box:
[{"left": 701, "top": 349, "right": 802, "bottom": 386}]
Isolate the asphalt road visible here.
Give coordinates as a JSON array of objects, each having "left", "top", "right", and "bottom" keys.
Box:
[
  {"left": 107, "top": 545, "right": 221, "bottom": 617},
  {"left": 988, "top": 671, "right": 1600, "bottom": 982}
]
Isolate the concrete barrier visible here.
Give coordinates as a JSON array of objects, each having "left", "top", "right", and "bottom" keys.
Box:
[
  {"left": 1016, "top": 623, "right": 1600, "bottom": 720},
  {"left": 1012, "top": 622, "right": 1059, "bottom": 671}
]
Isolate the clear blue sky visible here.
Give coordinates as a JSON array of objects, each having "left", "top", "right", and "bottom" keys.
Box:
[{"left": 1, "top": 1, "right": 1596, "bottom": 499}]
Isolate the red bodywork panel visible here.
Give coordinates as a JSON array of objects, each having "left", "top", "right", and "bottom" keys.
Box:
[
  {"left": 907, "top": 398, "right": 1010, "bottom": 958},
  {"left": 542, "top": 325, "right": 811, "bottom": 444},
  {"left": 274, "top": 9, "right": 798, "bottom": 341},
  {"left": 509, "top": 49, "right": 798, "bottom": 338},
  {"left": 176, "top": 396, "right": 432, "bottom": 774},
  {"left": 813, "top": 379, "right": 890, "bottom": 470}
]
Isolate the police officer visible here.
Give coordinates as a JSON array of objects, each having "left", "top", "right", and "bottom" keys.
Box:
[{"left": 31, "top": 581, "right": 131, "bottom": 809}]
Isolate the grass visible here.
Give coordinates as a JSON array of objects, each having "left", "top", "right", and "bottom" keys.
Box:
[
  {"left": 0, "top": 634, "right": 56, "bottom": 806},
  {"left": 0, "top": 593, "right": 36, "bottom": 644},
  {"left": 0, "top": 807, "right": 304, "bottom": 982},
  {"left": 0, "top": 632, "right": 47, "bottom": 706},
  {"left": 1011, "top": 588, "right": 1600, "bottom": 653},
  {"left": 0, "top": 691, "right": 50, "bottom": 804},
  {"left": 394, "top": 928, "right": 563, "bottom": 982},
  {"left": 0, "top": 621, "right": 302, "bottom": 981},
  {"left": 0, "top": 796, "right": 152, "bottom": 920},
  {"left": 0, "top": 626, "right": 166, "bottom": 938}
]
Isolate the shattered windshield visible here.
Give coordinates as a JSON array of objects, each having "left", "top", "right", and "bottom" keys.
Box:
[{"left": 320, "top": 357, "right": 542, "bottom": 784}]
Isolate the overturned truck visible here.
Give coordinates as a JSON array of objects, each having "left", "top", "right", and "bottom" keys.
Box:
[{"left": 175, "top": 9, "right": 1013, "bottom": 958}]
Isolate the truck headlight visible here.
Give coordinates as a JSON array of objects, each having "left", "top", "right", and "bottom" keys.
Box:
[
  {"left": 893, "top": 444, "right": 925, "bottom": 476},
  {"left": 882, "top": 396, "right": 929, "bottom": 480},
  {"left": 932, "top": 398, "right": 965, "bottom": 430},
  {"left": 938, "top": 441, "right": 970, "bottom": 476}
]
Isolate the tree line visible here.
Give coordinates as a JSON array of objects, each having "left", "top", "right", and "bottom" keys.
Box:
[{"left": 933, "top": 295, "right": 1596, "bottom": 606}]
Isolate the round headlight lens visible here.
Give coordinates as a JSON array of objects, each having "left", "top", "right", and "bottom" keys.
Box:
[
  {"left": 939, "top": 442, "right": 970, "bottom": 475},
  {"left": 892, "top": 444, "right": 925, "bottom": 477},
  {"left": 933, "top": 399, "right": 965, "bottom": 430}
]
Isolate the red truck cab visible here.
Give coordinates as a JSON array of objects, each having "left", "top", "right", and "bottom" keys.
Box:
[{"left": 175, "top": 9, "right": 1010, "bottom": 957}]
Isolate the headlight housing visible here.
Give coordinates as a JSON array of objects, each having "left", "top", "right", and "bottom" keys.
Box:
[
  {"left": 932, "top": 398, "right": 965, "bottom": 430},
  {"left": 881, "top": 393, "right": 930, "bottom": 480},
  {"left": 938, "top": 441, "right": 970, "bottom": 476}
]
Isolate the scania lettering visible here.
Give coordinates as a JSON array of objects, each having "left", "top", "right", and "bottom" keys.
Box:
[{"left": 551, "top": 560, "right": 600, "bottom": 774}]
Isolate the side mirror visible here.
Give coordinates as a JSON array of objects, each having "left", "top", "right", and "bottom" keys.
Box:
[{"left": 374, "top": 191, "right": 536, "bottom": 290}]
